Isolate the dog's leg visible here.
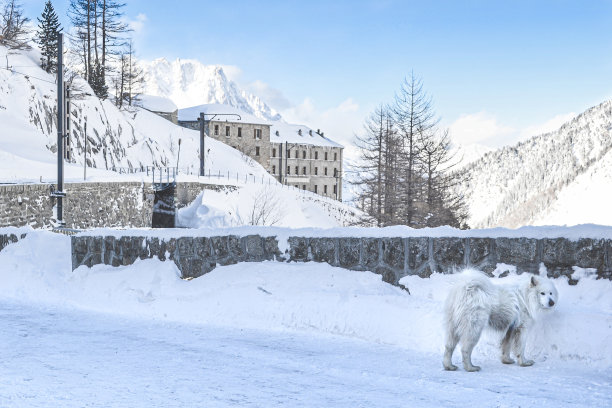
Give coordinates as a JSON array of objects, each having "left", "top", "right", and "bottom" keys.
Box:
[
  {"left": 513, "top": 328, "right": 534, "bottom": 367},
  {"left": 443, "top": 331, "right": 459, "bottom": 371},
  {"left": 500, "top": 327, "right": 516, "bottom": 364},
  {"left": 460, "top": 319, "right": 485, "bottom": 372}
]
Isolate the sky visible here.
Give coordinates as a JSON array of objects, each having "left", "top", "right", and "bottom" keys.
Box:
[{"left": 22, "top": 0, "right": 612, "bottom": 151}]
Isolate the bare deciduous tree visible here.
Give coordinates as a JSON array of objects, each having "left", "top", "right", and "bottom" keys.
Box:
[
  {"left": 248, "top": 186, "right": 285, "bottom": 226},
  {"left": 0, "top": 0, "right": 31, "bottom": 50}
]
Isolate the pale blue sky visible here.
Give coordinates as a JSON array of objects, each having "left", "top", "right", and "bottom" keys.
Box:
[{"left": 24, "top": 0, "right": 612, "bottom": 148}]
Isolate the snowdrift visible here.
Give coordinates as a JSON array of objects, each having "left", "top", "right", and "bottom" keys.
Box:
[{"left": 1, "top": 230, "right": 610, "bottom": 369}]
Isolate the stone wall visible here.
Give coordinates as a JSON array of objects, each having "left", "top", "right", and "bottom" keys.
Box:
[
  {"left": 0, "top": 182, "right": 235, "bottom": 229},
  {"left": 71, "top": 234, "right": 612, "bottom": 283},
  {"left": 0, "top": 232, "right": 27, "bottom": 252}
]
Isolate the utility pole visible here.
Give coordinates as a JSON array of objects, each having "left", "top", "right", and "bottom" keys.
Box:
[
  {"left": 199, "top": 112, "right": 205, "bottom": 176},
  {"left": 198, "top": 112, "right": 241, "bottom": 176},
  {"left": 52, "top": 32, "right": 66, "bottom": 227},
  {"left": 84, "top": 122, "right": 87, "bottom": 180}
]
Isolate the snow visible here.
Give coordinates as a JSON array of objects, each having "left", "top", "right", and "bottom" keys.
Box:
[
  {"left": 141, "top": 57, "right": 282, "bottom": 120},
  {"left": 0, "top": 46, "right": 358, "bottom": 228},
  {"left": 134, "top": 94, "right": 177, "bottom": 113},
  {"left": 0, "top": 231, "right": 611, "bottom": 406},
  {"left": 270, "top": 121, "right": 343, "bottom": 147},
  {"left": 178, "top": 102, "right": 269, "bottom": 125},
  {"left": 71, "top": 223, "right": 612, "bottom": 242},
  {"left": 178, "top": 103, "right": 343, "bottom": 148},
  {"left": 464, "top": 100, "right": 612, "bottom": 228}
]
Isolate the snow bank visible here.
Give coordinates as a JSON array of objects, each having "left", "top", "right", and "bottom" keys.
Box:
[
  {"left": 73, "top": 223, "right": 612, "bottom": 241},
  {"left": 1, "top": 231, "right": 611, "bottom": 369}
]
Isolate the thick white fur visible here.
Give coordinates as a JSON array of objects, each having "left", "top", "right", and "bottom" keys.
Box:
[{"left": 443, "top": 270, "right": 558, "bottom": 372}]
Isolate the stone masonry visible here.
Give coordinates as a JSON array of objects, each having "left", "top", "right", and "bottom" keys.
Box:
[
  {"left": 71, "top": 234, "right": 612, "bottom": 284},
  {"left": 0, "top": 182, "right": 235, "bottom": 229}
]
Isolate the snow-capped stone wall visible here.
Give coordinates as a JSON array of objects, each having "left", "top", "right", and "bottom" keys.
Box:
[{"left": 70, "top": 234, "right": 612, "bottom": 283}]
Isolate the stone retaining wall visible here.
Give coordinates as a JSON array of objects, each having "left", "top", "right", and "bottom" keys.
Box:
[
  {"left": 0, "top": 182, "right": 234, "bottom": 229},
  {"left": 71, "top": 235, "right": 612, "bottom": 283},
  {"left": 0, "top": 232, "right": 27, "bottom": 253}
]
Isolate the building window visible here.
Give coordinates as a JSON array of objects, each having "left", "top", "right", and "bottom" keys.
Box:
[
  {"left": 334, "top": 152, "right": 337, "bottom": 161},
  {"left": 333, "top": 185, "right": 337, "bottom": 194},
  {"left": 302, "top": 166, "right": 306, "bottom": 175},
  {"left": 287, "top": 150, "right": 291, "bottom": 159},
  {"left": 272, "top": 148, "right": 276, "bottom": 157},
  {"left": 302, "top": 185, "right": 306, "bottom": 190},
  {"left": 295, "top": 166, "right": 298, "bottom": 174},
  {"left": 287, "top": 166, "right": 290, "bottom": 174},
  {"left": 214, "top": 124, "right": 219, "bottom": 135},
  {"left": 314, "top": 167, "right": 318, "bottom": 175},
  {"left": 324, "top": 167, "right": 328, "bottom": 176},
  {"left": 334, "top": 168, "right": 338, "bottom": 177},
  {"left": 324, "top": 185, "right": 328, "bottom": 194},
  {"left": 272, "top": 165, "right": 276, "bottom": 174},
  {"left": 295, "top": 185, "right": 298, "bottom": 188},
  {"left": 315, "top": 151, "right": 318, "bottom": 160},
  {"left": 254, "top": 129, "right": 261, "bottom": 139},
  {"left": 256, "top": 146, "right": 260, "bottom": 156},
  {"left": 238, "top": 127, "right": 242, "bottom": 137},
  {"left": 325, "top": 152, "right": 328, "bottom": 160},
  {"left": 302, "top": 150, "right": 306, "bottom": 159},
  {"left": 225, "top": 126, "right": 230, "bottom": 137},
  {"left": 314, "top": 185, "right": 318, "bottom": 193}
]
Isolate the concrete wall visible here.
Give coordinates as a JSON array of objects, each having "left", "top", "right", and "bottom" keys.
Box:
[
  {"left": 71, "top": 234, "right": 612, "bottom": 284},
  {"left": 0, "top": 182, "right": 235, "bottom": 229}
]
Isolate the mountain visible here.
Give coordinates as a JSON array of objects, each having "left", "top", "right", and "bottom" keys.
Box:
[
  {"left": 463, "top": 100, "right": 612, "bottom": 228},
  {"left": 141, "top": 58, "right": 282, "bottom": 121}
]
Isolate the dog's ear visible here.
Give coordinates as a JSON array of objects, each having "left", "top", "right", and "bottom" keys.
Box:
[{"left": 531, "top": 276, "right": 539, "bottom": 287}]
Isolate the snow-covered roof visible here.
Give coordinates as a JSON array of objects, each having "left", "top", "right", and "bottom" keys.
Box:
[
  {"left": 178, "top": 103, "right": 269, "bottom": 126},
  {"left": 178, "top": 103, "right": 343, "bottom": 148},
  {"left": 270, "top": 122, "right": 343, "bottom": 148},
  {"left": 135, "top": 94, "right": 177, "bottom": 113}
]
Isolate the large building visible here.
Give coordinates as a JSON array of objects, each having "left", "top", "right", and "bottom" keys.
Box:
[{"left": 177, "top": 104, "right": 344, "bottom": 201}]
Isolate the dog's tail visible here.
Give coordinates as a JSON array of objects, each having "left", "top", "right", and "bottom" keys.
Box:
[{"left": 444, "top": 270, "right": 496, "bottom": 330}]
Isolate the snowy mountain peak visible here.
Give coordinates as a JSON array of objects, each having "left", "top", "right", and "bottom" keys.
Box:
[{"left": 141, "top": 58, "right": 282, "bottom": 121}]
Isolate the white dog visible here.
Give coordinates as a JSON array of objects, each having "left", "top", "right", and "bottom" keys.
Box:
[{"left": 443, "top": 270, "right": 558, "bottom": 372}]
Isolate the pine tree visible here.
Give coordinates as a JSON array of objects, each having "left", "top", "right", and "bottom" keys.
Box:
[
  {"left": 0, "top": 0, "right": 31, "bottom": 50},
  {"left": 89, "top": 60, "right": 108, "bottom": 99},
  {"left": 35, "top": 1, "right": 62, "bottom": 73}
]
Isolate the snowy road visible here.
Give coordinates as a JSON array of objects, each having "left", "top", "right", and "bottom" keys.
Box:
[{"left": 1, "top": 301, "right": 610, "bottom": 408}]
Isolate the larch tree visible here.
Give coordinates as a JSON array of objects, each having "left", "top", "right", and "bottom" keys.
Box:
[
  {"left": 393, "top": 73, "right": 439, "bottom": 227},
  {"left": 0, "top": 0, "right": 31, "bottom": 50}
]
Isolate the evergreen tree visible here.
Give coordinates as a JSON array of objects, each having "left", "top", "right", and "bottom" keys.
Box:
[
  {"left": 35, "top": 1, "right": 62, "bottom": 73},
  {"left": 89, "top": 60, "right": 108, "bottom": 99},
  {"left": 0, "top": 0, "right": 30, "bottom": 50}
]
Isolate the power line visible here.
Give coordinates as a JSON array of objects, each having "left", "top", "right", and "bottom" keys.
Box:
[{"left": 0, "top": 66, "right": 56, "bottom": 85}]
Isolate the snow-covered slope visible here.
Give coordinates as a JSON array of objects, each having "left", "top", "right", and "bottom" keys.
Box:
[
  {"left": 0, "top": 46, "right": 359, "bottom": 228},
  {"left": 463, "top": 100, "right": 612, "bottom": 228},
  {"left": 141, "top": 58, "right": 281, "bottom": 120}
]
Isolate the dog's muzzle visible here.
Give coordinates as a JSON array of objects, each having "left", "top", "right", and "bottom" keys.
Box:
[{"left": 548, "top": 299, "right": 555, "bottom": 307}]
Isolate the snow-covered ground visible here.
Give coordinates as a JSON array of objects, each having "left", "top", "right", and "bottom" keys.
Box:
[{"left": 0, "top": 231, "right": 610, "bottom": 406}]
